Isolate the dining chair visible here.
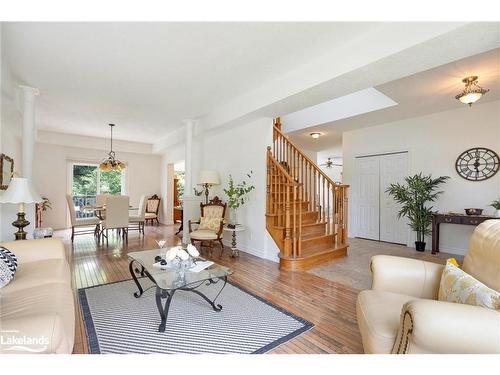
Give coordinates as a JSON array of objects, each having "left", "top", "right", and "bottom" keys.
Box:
[
  {"left": 129, "top": 195, "right": 146, "bottom": 235},
  {"left": 66, "top": 194, "right": 100, "bottom": 242},
  {"left": 95, "top": 194, "right": 111, "bottom": 219},
  {"left": 101, "top": 195, "right": 130, "bottom": 246},
  {"left": 145, "top": 194, "right": 161, "bottom": 225}
]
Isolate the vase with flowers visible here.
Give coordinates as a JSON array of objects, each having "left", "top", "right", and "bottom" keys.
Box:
[
  {"left": 165, "top": 244, "right": 200, "bottom": 286},
  {"left": 223, "top": 171, "right": 255, "bottom": 226}
]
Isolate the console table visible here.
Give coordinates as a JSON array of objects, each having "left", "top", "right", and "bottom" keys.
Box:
[{"left": 431, "top": 213, "right": 497, "bottom": 254}]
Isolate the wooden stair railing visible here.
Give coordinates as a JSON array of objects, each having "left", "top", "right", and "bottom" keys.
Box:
[
  {"left": 266, "top": 118, "right": 349, "bottom": 270},
  {"left": 266, "top": 148, "right": 303, "bottom": 258}
]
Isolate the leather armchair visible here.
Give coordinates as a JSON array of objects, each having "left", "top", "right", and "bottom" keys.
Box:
[{"left": 356, "top": 220, "right": 500, "bottom": 354}]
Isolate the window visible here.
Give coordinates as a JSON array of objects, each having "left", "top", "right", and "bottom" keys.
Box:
[{"left": 71, "top": 163, "right": 125, "bottom": 218}]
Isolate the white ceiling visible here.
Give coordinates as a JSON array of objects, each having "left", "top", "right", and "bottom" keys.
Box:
[
  {"left": 289, "top": 47, "right": 500, "bottom": 151},
  {"left": 2, "top": 22, "right": 379, "bottom": 143}
]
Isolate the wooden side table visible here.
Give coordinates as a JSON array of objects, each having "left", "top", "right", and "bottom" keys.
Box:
[
  {"left": 431, "top": 213, "right": 497, "bottom": 254},
  {"left": 223, "top": 224, "right": 246, "bottom": 258}
]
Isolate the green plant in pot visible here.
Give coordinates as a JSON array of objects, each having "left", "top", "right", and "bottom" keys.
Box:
[
  {"left": 490, "top": 198, "right": 500, "bottom": 218},
  {"left": 386, "top": 173, "right": 449, "bottom": 252},
  {"left": 223, "top": 171, "right": 255, "bottom": 226}
]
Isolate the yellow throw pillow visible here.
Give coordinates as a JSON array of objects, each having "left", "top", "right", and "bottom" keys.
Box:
[
  {"left": 438, "top": 261, "right": 500, "bottom": 310},
  {"left": 198, "top": 217, "right": 222, "bottom": 231},
  {"left": 446, "top": 257, "right": 460, "bottom": 268}
]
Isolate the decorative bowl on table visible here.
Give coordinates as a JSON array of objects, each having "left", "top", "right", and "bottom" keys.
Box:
[{"left": 464, "top": 208, "right": 483, "bottom": 216}]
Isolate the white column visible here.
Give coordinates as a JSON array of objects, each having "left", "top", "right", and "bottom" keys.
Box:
[
  {"left": 182, "top": 119, "right": 196, "bottom": 244},
  {"left": 18, "top": 85, "right": 39, "bottom": 180},
  {"left": 184, "top": 119, "right": 194, "bottom": 195}
]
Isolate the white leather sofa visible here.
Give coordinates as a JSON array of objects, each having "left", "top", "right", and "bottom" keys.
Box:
[
  {"left": 0, "top": 238, "right": 75, "bottom": 354},
  {"left": 357, "top": 220, "right": 500, "bottom": 354}
]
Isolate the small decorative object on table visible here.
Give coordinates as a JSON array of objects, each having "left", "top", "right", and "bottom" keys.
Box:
[
  {"left": 223, "top": 224, "right": 246, "bottom": 258},
  {"left": 223, "top": 171, "right": 255, "bottom": 226},
  {"left": 464, "top": 208, "right": 483, "bottom": 216},
  {"left": 156, "top": 239, "right": 167, "bottom": 258},
  {"left": 490, "top": 198, "right": 500, "bottom": 218},
  {"left": 165, "top": 244, "right": 200, "bottom": 286}
]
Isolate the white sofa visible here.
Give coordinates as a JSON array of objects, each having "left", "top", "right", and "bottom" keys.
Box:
[
  {"left": 356, "top": 220, "right": 500, "bottom": 354},
  {"left": 0, "top": 238, "right": 75, "bottom": 354}
]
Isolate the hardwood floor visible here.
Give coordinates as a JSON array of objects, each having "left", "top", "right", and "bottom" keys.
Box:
[
  {"left": 67, "top": 224, "right": 362, "bottom": 354},
  {"left": 64, "top": 224, "right": 453, "bottom": 354}
]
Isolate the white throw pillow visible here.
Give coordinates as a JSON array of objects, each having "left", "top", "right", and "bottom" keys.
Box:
[{"left": 0, "top": 246, "right": 18, "bottom": 288}]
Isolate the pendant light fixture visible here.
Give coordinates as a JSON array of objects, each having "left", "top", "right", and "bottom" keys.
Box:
[
  {"left": 455, "top": 76, "right": 489, "bottom": 107},
  {"left": 99, "top": 124, "right": 126, "bottom": 171}
]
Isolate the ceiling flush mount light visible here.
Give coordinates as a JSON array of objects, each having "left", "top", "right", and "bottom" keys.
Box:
[
  {"left": 99, "top": 124, "right": 126, "bottom": 171},
  {"left": 455, "top": 76, "right": 489, "bottom": 107},
  {"left": 310, "top": 132, "right": 322, "bottom": 139}
]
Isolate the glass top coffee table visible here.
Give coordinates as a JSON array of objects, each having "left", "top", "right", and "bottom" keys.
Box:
[{"left": 128, "top": 249, "right": 233, "bottom": 332}]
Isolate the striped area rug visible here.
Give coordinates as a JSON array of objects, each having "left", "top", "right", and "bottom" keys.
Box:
[{"left": 79, "top": 278, "right": 313, "bottom": 354}]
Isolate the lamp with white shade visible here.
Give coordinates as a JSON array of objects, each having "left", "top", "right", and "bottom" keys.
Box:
[
  {"left": 198, "top": 170, "right": 220, "bottom": 204},
  {"left": 0, "top": 177, "right": 42, "bottom": 240}
]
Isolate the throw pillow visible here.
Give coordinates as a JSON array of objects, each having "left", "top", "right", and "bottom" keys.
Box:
[
  {"left": 198, "top": 216, "right": 222, "bottom": 231},
  {"left": 438, "top": 260, "right": 500, "bottom": 310},
  {"left": 0, "top": 246, "right": 18, "bottom": 288}
]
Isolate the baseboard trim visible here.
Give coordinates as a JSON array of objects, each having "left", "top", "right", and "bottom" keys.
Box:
[{"left": 221, "top": 239, "right": 278, "bottom": 263}]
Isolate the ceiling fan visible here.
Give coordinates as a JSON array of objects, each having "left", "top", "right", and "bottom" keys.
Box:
[{"left": 320, "top": 157, "right": 343, "bottom": 169}]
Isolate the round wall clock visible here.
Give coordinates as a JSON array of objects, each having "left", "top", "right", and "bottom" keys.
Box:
[{"left": 455, "top": 147, "right": 500, "bottom": 181}]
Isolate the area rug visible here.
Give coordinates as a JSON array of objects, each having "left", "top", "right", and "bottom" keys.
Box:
[{"left": 79, "top": 278, "right": 313, "bottom": 354}]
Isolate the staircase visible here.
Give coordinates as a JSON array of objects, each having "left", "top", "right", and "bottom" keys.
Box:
[{"left": 266, "top": 118, "right": 349, "bottom": 270}]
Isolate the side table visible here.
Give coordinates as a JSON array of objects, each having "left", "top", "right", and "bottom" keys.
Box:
[{"left": 223, "top": 224, "right": 246, "bottom": 258}]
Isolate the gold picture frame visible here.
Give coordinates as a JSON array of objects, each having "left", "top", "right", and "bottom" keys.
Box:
[{"left": 0, "top": 153, "right": 14, "bottom": 190}]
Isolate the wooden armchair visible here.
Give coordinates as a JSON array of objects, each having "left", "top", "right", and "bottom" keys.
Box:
[
  {"left": 145, "top": 194, "right": 161, "bottom": 225},
  {"left": 189, "top": 196, "right": 226, "bottom": 255}
]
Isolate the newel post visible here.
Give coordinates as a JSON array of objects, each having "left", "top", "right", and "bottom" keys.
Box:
[
  {"left": 343, "top": 187, "right": 349, "bottom": 244},
  {"left": 283, "top": 186, "right": 292, "bottom": 258}
]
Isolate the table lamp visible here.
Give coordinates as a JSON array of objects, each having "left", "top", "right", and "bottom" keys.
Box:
[
  {"left": 198, "top": 170, "right": 220, "bottom": 204},
  {"left": 0, "top": 177, "right": 42, "bottom": 240}
]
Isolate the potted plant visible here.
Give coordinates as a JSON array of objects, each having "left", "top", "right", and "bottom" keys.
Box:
[
  {"left": 386, "top": 173, "right": 449, "bottom": 252},
  {"left": 223, "top": 171, "right": 255, "bottom": 226},
  {"left": 35, "top": 196, "right": 52, "bottom": 228},
  {"left": 490, "top": 198, "right": 500, "bottom": 218}
]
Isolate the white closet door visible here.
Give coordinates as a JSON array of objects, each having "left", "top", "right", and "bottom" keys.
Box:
[
  {"left": 379, "top": 152, "right": 409, "bottom": 244},
  {"left": 356, "top": 156, "right": 380, "bottom": 240}
]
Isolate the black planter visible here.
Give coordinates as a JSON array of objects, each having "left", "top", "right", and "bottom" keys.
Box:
[{"left": 415, "top": 241, "right": 426, "bottom": 252}]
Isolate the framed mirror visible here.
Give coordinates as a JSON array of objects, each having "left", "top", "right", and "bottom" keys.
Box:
[{"left": 0, "top": 154, "right": 14, "bottom": 190}]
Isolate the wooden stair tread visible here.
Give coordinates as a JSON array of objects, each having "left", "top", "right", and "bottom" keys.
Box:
[
  {"left": 300, "top": 232, "right": 336, "bottom": 241},
  {"left": 272, "top": 221, "right": 327, "bottom": 230}
]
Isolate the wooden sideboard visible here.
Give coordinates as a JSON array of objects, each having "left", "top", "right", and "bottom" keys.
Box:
[{"left": 431, "top": 213, "right": 497, "bottom": 254}]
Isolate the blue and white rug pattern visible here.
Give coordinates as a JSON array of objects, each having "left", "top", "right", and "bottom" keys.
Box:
[{"left": 79, "top": 278, "right": 313, "bottom": 354}]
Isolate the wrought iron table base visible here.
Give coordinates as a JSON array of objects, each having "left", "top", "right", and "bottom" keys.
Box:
[{"left": 129, "top": 260, "right": 227, "bottom": 332}]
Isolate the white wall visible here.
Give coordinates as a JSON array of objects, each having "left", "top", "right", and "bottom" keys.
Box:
[
  {"left": 343, "top": 99, "right": 500, "bottom": 255},
  {"left": 33, "top": 140, "right": 162, "bottom": 230},
  {"left": 199, "top": 117, "right": 280, "bottom": 262},
  {"left": 1, "top": 28, "right": 29, "bottom": 241}
]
